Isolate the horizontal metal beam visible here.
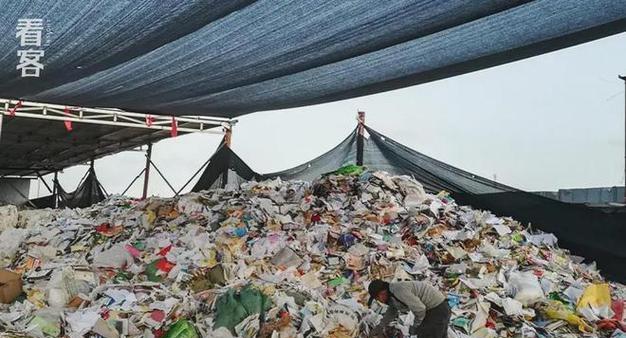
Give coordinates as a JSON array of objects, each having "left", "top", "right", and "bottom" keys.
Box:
[
  {"left": 0, "top": 175, "right": 37, "bottom": 179},
  {"left": 0, "top": 98, "right": 233, "bottom": 134}
]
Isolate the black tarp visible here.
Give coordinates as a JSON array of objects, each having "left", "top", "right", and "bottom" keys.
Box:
[
  {"left": 191, "top": 139, "right": 262, "bottom": 192},
  {"left": 190, "top": 125, "right": 626, "bottom": 281},
  {"left": 25, "top": 166, "right": 107, "bottom": 209},
  {"left": 27, "top": 193, "right": 56, "bottom": 209}
]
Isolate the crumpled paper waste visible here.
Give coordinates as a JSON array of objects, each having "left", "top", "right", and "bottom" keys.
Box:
[{"left": 0, "top": 168, "right": 624, "bottom": 337}]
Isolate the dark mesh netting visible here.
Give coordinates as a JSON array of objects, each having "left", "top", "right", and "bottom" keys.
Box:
[
  {"left": 262, "top": 129, "right": 358, "bottom": 182},
  {"left": 192, "top": 141, "right": 262, "bottom": 192},
  {"left": 58, "top": 167, "right": 107, "bottom": 208},
  {"left": 27, "top": 194, "right": 56, "bottom": 209},
  {"left": 363, "top": 126, "right": 517, "bottom": 194},
  {"left": 25, "top": 166, "right": 107, "bottom": 209}
]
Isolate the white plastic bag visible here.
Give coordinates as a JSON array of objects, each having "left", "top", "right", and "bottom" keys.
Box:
[
  {"left": 508, "top": 271, "right": 545, "bottom": 305},
  {"left": 93, "top": 243, "right": 134, "bottom": 269}
]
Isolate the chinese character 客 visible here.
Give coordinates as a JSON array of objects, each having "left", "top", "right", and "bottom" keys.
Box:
[{"left": 17, "top": 50, "right": 45, "bottom": 77}]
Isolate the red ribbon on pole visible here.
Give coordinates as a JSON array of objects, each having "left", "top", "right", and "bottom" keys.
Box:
[
  {"left": 146, "top": 115, "right": 154, "bottom": 127},
  {"left": 64, "top": 107, "right": 73, "bottom": 132},
  {"left": 170, "top": 116, "right": 178, "bottom": 137},
  {"left": 8, "top": 100, "right": 23, "bottom": 116}
]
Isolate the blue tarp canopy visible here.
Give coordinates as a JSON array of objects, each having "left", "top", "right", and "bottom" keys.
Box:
[{"left": 1, "top": 0, "right": 625, "bottom": 117}]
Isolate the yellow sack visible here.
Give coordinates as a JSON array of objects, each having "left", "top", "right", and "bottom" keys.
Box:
[
  {"left": 544, "top": 301, "right": 593, "bottom": 332},
  {"left": 577, "top": 283, "right": 611, "bottom": 310}
]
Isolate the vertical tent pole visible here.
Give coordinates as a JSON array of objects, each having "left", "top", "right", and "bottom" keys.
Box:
[
  {"left": 621, "top": 75, "right": 626, "bottom": 203},
  {"left": 142, "top": 143, "right": 152, "bottom": 199},
  {"left": 356, "top": 111, "right": 365, "bottom": 166},
  {"left": 221, "top": 124, "right": 232, "bottom": 188},
  {"left": 224, "top": 123, "right": 232, "bottom": 148},
  {"left": 53, "top": 171, "right": 58, "bottom": 208}
]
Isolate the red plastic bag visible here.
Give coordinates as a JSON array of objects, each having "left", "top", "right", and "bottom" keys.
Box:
[
  {"left": 158, "top": 245, "right": 173, "bottom": 257},
  {"left": 155, "top": 258, "right": 175, "bottom": 273},
  {"left": 613, "top": 299, "right": 624, "bottom": 321}
]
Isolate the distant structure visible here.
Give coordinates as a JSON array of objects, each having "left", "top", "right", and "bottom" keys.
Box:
[{"left": 535, "top": 186, "right": 625, "bottom": 206}]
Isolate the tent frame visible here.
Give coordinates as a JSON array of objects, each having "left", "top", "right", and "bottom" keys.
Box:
[
  {"left": 0, "top": 98, "right": 232, "bottom": 135},
  {"left": 0, "top": 98, "right": 237, "bottom": 201}
]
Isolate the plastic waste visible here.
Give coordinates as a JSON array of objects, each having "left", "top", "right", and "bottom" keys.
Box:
[
  {"left": 508, "top": 271, "right": 545, "bottom": 306},
  {"left": 164, "top": 320, "right": 199, "bottom": 338},
  {"left": 544, "top": 301, "right": 593, "bottom": 332},
  {"left": 93, "top": 243, "right": 134, "bottom": 268},
  {"left": 578, "top": 283, "right": 611, "bottom": 312},
  {"left": 0, "top": 170, "right": 621, "bottom": 338}
]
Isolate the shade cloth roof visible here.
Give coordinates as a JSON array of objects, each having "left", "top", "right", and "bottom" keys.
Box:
[
  {"left": 0, "top": 1, "right": 625, "bottom": 117},
  {"left": 0, "top": 116, "right": 187, "bottom": 177}
]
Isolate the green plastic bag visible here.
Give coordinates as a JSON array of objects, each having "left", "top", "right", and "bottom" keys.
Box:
[
  {"left": 214, "top": 285, "right": 271, "bottom": 333},
  {"left": 333, "top": 164, "right": 364, "bottom": 176},
  {"left": 213, "top": 289, "right": 250, "bottom": 332},
  {"left": 328, "top": 276, "right": 348, "bottom": 287},
  {"left": 164, "top": 320, "right": 199, "bottom": 338},
  {"left": 239, "top": 284, "right": 270, "bottom": 315}
]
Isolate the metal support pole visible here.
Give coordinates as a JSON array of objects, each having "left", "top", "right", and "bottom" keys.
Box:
[
  {"left": 223, "top": 123, "right": 232, "bottom": 148},
  {"left": 142, "top": 143, "right": 152, "bottom": 199},
  {"left": 122, "top": 168, "right": 146, "bottom": 196},
  {"left": 356, "top": 111, "right": 365, "bottom": 166},
  {"left": 619, "top": 76, "right": 626, "bottom": 203},
  {"left": 219, "top": 123, "right": 233, "bottom": 188},
  {"left": 148, "top": 159, "right": 178, "bottom": 195},
  {"left": 0, "top": 112, "right": 3, "bottom": 142},
  {"left": 220, "top": 168, "right": 228, "bottom": 189},
  {"left": 36, "top": 172, "right": 53, "bottom": 194},
  {"left": 53, "top": 171, "right": 58, "bottom": 208},
  {"left": 98, "top": 179, "right": 109, "bottom": 198},
  {"left": 177, "top": 157, "right": 212, "bottom": 196}
]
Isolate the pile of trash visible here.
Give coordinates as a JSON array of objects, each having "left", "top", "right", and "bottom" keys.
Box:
[{"left": 0, "top": 168, "right": 624, "bottom": 338}]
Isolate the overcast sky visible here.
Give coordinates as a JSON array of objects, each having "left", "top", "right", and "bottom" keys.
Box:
[{"left": 31, "top": 32, "right": 626, "bottom": 199}]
